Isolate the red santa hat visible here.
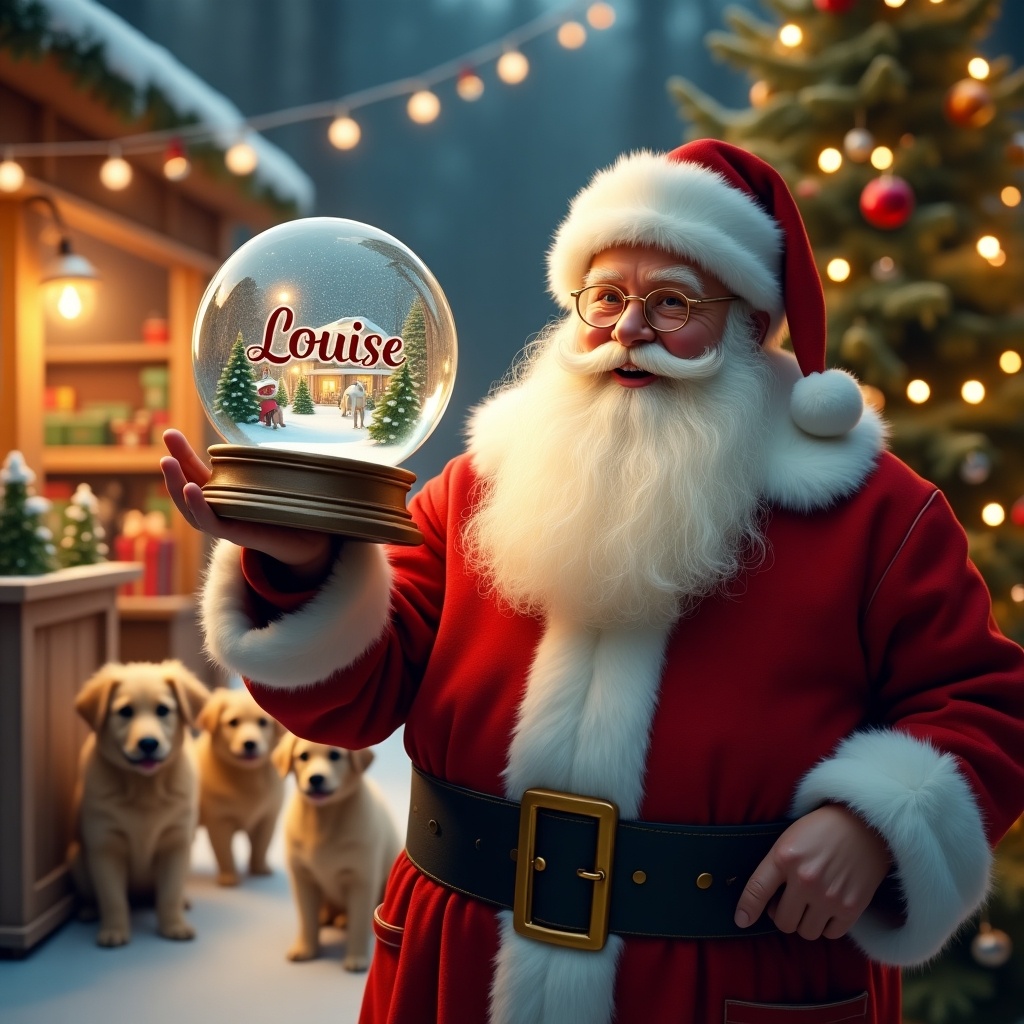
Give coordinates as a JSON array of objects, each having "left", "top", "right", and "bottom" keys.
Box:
[
  {"left": 546, "top": 139, "right": 863, "bottom": 438},
  {"left": 255, "top": 375, "right": 278, "bottom": 395}
]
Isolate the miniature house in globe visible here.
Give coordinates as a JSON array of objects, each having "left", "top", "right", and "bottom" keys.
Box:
[{"left": 193, "top": 218, "right": 457, "bottom": 543}]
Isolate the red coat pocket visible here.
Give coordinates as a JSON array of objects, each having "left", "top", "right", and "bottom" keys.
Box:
[{"left": 724, "top": 992, "right": 868, "bottom": 1024}]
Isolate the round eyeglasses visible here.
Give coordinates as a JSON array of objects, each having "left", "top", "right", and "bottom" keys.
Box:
[{"left": 571, "top": 284, "right": 739, "bottom": 333}]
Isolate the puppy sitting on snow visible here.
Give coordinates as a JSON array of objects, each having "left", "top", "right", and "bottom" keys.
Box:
[
  {"left": 195, "top": 687, "right": 285, "bottom": 886},
  {"left": 272, "top": 735, "right": 401, "bottom": 971},
  {"left": 67, "top": 659, "right": 209, "bottom": 947}
]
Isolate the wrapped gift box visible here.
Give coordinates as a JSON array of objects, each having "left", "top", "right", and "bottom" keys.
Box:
[{"left": 114, "top": 511, "right": 175, "bottom": 596}]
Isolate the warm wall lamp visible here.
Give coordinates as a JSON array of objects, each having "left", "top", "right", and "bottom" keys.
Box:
[{"left": 26, "top": 194, "right": 100, "bottom": 323}]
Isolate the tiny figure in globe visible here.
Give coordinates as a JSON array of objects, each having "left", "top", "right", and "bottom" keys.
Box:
[
  {"left": 342, "top": 381, "right": 366, "bottom": 428},
  {"left": 256, "top": 376, "right": 285, "bottom": 429}
]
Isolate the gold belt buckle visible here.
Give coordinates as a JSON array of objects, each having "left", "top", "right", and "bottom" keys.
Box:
[{"left": 512, "top": 788, "right": 618, "bottom": 951}]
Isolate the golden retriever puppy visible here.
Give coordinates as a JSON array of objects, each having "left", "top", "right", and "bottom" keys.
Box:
[
  {"left": 195, "top": 687, "right": 285, "bottom": 886},
  {"left": 272, "top": 735, "right": 401, "bottom": 971},
  {"left": 66, "top": 659, "right": 209, "bottom": 947}
]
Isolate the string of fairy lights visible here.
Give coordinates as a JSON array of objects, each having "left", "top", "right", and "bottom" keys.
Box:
[{"left": 0, "top": 1, "right": 616, "bottom": 193}]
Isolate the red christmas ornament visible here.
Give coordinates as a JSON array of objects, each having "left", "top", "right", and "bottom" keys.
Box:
[
  {"left": 860, "top": 176, "right": 915, "bottom": 230},
  {"left": 813, "top": 0, "right": 856, "bottom": 11},
  {"left": 1012, "top": 496, "right": 1024, "bottom": 527},
  {"left": 944, "top": 79, "right": 996, "bottom": 128}
]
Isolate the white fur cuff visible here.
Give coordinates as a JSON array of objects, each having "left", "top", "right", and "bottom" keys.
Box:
[
  {"left": 200, "top": 538, "right": 393, "bottom": 689},
  {"left": 792, "top": 728, "right": 992, "bottom": 966}
]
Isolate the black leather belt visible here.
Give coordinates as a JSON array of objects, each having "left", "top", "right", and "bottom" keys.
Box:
[{"left": 405, "top": 767, "right": 788, "bottom": 950}]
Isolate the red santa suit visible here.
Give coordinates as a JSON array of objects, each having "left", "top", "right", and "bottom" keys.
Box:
[{"left": 197, "top": 143, "right": 1024, "bottom": 1024}]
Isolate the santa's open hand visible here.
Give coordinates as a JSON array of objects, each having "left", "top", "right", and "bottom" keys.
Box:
[
  {"left": 160, "top": 429, "right": 334, "bottom": 582},
  {"left": 733, "top": 804, "right": 892, "bottom": 941}
]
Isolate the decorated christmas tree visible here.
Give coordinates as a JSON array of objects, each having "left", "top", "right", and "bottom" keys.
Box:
[
  {"left": 214, "top": 332, "right": 261, "bottom": 423},
  {"left": 367, "top": 361, "right": 421, "bottom": 444},
  {"left": 291, "top": 375, "right": 315, "bottom": 414},
  {"left": 57, "top": 482, "right": 108, "bottom": 568},
  {"left": 276, "top": 374, "right": 290, "bottom": 408},
  {"left": 0, "top": 450, "right": 57, "bottom": 576},
  {"left": 669, "top": 0, "right": 1024, "bottom": 1019}
]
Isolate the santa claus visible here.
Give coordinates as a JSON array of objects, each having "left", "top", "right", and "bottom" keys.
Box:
[{"left": 162, "top": 140, "right": 1024, "bottom": 1024}]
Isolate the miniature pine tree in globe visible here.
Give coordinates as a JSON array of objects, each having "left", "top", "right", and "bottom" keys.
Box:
[
  {"left": 214, "top": 332, "right": 261, "bottom": 423},
  {"left": 368, "top": 360, "right": 421, "bottom": 444},
  {"left": 276, "top": 375, "right": 290, "bottom": 408},
  {"left": 58, "top": 482, "right": 108, "bottom": 568},
  {"left": 291, "top": 375, "right": 315, "bottom": 414},
  {"left": 670, "top": 1, "right": 1024, "bottom": 1019},
  {"left": 400, "top": 300, "right": 429, "bottom": 394},
  {"left": 0, "top": 450, "right": 57, "bottom": 575}
]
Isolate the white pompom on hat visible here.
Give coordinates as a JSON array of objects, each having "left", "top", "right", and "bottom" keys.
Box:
[
  {"left": 255, "top": 375, "right": 278, "bottom": 395},
  {"left": 546, "top": 139, "right": 863, "bottom": 438}
]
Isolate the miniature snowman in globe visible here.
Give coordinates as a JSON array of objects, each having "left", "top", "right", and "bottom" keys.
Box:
[{"left": 192, "top": 218, "right": 457, "bottom": 544}]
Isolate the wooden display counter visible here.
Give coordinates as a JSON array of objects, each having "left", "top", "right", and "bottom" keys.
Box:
[{"left": 0, "top": 562, "right": 141, "bottom": 954}]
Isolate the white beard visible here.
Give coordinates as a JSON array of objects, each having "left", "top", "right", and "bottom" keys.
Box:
[{"left": 463, "top": 308, "right": 773, "bottom": 629}]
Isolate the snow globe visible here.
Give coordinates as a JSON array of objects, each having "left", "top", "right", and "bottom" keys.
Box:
[{"left": 192, "top": 218, "right": 457, "bottom": 544}]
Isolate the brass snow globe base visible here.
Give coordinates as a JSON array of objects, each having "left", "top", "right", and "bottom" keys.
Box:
[{"left": 202, "top": 445, "right": 423, "bottom": 546}]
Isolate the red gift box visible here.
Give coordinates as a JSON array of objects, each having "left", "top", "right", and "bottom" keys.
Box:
[{"left": 115, "top": 510, "right": 175, "bottom": 595}]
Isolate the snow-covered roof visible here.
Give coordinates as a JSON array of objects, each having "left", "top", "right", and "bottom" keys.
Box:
[{"left": 31, "top": 0, "right": 315, "bottom": 213}]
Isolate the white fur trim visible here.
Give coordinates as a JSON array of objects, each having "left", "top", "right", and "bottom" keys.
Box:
[
  {"left": 199, "top": 539, "right": 392, "bottom": 689},
  {"left": 790, "top": 369, "right": 864, "bottom": 438},
  {"left": 791, "top": 728, "right": 993, "bottom": 967},
  {"left": 547, "top": 151, "right": 786, "bottom": 344},
  {"left": 489, "top": 911, "right": 623, "bottom": 1024},
  {"left": 490, "top": 619, "right": 670, "bottom": 1024},
  {"left": 761, "top": 349, "right": 887, "bottom": 512}
]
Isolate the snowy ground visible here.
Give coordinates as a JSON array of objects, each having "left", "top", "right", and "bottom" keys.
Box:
[{"left": 233, "top": 402, "right": 383, "bottom": 462}]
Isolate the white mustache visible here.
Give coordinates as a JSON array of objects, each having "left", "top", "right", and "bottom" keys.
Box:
[{"left": 554, "top": 335, "right": 725, "bottom": 381}]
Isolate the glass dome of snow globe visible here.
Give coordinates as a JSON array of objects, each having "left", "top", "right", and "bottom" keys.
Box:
[{"left": 192, "top": 217, "right": 457, "bottom": 543}]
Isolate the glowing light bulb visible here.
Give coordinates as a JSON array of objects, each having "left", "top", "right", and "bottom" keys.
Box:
[
  {"left": 407, "top": 90, "right": 441, "bottom": 124},
  {"left": 557, "top": 21, "right": 587, "bottom": 49},
  {"left": 982, "top": 503, "right": 1005, "bottom": 526},
  {"left": 884, "top": 0, "right": 906, "bottom": 7},
  {"left": 456, "top": 69, "right": 484, "bottom": 101},
  {"left": 961, "top": 380, "right": 985, "bottom": 404},
  {"left": 749, "top": 81, "right": 771, "bottom": 107},
  {"left": 587, "top": 3, "right": 616, "bottom": 29},
  {"left": 1001, "top": 186, "right": 1021, "bottom": 207},
  {"left": 328, "top": 115, "right": 361, "bottom": 150},
  {"left": 968, "top": 58, "right": 990, "bottom": 79},
  {"left": 1012, "top": 584, "right": 1024, "bottom": 602},
  {"left": 988, "top": 250, "right": 1007, "bottom": 267},
  {"left": 163, "top": 138, "right": 190, "bottom": 181},
  {"left": 225, "top": 141, "right": 258, "bottom": 175},
  {"left": 870, "top": 146, "right": 894, "bottom": 170},
  {"left": 999, "top": 350, "right": 1022, "bottom": 373},
  {"left": 0, "top": 159, "right": 25, "bottom": 192},
  {"left": 818, "top": 148, "right": 843, "bottom": 173},
  {"left": 906, "top": 379, "right": 931, "bottom": 403},
  {"left": 826, "top": 258, "right": 851, "bottom": 282},
  {"left": 100, "top": 154, "right": 132, "bottom": 190},
  {"left": 779, "top": 24, "right": 803, "bottom": 47},
  {"left": 56, "top": 284, "right": 84, "bottom": 320},
  {"left": 977, "top": 235, "right": 1001, "bottom": 259},
  {"left": 496, "top": 50, "right": 529, "bottom": 84}
]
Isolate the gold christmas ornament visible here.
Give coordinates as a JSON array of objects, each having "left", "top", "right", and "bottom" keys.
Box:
[
  {"left": 944, "top": 79, "right": 996, "bottom": 128},
  {"left": 970, "top": 923, "right": 1012, "bottom": 967}
]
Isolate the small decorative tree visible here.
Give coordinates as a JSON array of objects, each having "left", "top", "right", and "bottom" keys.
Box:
[
  {"left": 275, "top": 375, "right": 290, "bottom": 408},
  {"left": 291, "top": 375, "right": 315, "bottom": 414},
  {"left": 0, "top": 450, "right": 57, "bottom": 576},
  {"left": 214, "top": 332, "right": 261, "bottom": 423},
  {"left": 58, "top": 483, "right": 108, "bottom": 568},
  {"left": 368, "top": 361, "right": 421, "bottom": 444}
]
